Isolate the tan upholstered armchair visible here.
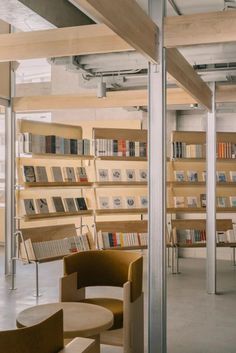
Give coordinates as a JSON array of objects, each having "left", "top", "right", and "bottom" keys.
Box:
[
  {"left": 0, "top": 310, "right": 95, "bottom": 353},
  {"left": 60, "top": 250, "right": 144, "bottom": 353}
]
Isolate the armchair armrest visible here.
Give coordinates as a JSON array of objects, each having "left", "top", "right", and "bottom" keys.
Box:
[
  {"left": 59, "top": 338, "right": 95, "bottom": 353},
  {"left": 60, "top": 272, "right": 85, "bottom": 302}
]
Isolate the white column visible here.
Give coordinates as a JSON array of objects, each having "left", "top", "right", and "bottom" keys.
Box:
[
  {"left": 206, "top": 82, "right": 216, "bottom": 294},
  {"left": 148, "top": 0, "right": 167, "bottom": 352}
]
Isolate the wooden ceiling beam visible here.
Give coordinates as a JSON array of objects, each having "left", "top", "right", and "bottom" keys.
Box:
[
  {"left": 166, "top": 48, "right": 212, "bottom": 111},
  {"left": 165, "top": 11, "right": 236, "bottom": 48},
  {"left": 0, "top": 24, "right": 133, "bottom": 62},
  {"left": 71, "top": 0, "right": 158, "bottom": 63}
]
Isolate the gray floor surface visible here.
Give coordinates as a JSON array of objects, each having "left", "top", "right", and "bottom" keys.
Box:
[{"left": 0, "top": 247, "right": 236, "bottom": 353}]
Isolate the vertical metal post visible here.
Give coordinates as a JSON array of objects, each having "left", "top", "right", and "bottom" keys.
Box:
[
  {"left": 148, "top": 0, "right": 167, "bottom": 352},
  {"left": 206, "top": 82, "right": 216, "bottom": 294}
]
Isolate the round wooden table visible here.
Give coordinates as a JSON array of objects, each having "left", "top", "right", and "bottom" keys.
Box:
[{"left": 16, "top": 302, "right": 114, "bottom": 353}]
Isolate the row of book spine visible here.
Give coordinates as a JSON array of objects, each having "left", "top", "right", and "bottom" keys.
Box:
[
  {"left": 176, "top": 225, "right": 236, "bottom": 245},
  {"left": 95, "top": 139, "right": 147, "bottom": 157},
  {"left": 172, "top": 142, "right": 206, "bottom": 159},
  {"left": 217, "top": 142, "right": 236, "bottom": 159},
  {"left": 32, "top": 235, "right": 90, "bottom": 259},
  {"left": 177, "top": 229, "right": 206, "bottom": 244},
  {"left": 21, "top": 133, "right": 91, "bottom": 155},
  {"left": 98, "top": 232, "right": 148, "bottom": 249}
]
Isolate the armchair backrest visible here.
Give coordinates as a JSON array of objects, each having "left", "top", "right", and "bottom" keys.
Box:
[
  {"left": 0, "top": 310, "right": 64, "bottom": 353},
  {"left": 63, "top": 250, "right": 143, "bottom": 302}
]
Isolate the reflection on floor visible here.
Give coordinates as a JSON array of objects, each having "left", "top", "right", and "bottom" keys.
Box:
[{"left": 1, "top": 247, "right": 236, "bottom": 353}]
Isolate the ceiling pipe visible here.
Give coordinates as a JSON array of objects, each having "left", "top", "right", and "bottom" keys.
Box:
[{"left": 168, "top": 0, "right": 182, "bottom": 15}]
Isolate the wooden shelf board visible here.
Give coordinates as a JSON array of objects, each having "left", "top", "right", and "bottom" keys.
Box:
[
  {"left": 24, "top": 182, "right": 93, "bottom": 188},
  {"left": 167, "top": 182, "right": 236, "bottom": 187},
  {"left": 95, "top": 181, "right": 147, "bottom": 187},
  {"left": 95, "top": 208, "right": 147, "bottom": 215},
  {"left": 167, "top": 207, "right": 236, "bottom": 214},
  {"left": 96, "top": 156, "right": 147, "bottom": 161},
  {"left": 102, "top": 245, "right": 147, "bottom": 251},
  {"left": 171, "top": 158, "right": 236, "bottom": 162},
  {"left": 176, "top": 242, "right": 236, "bottom": 248},
  {"left": 24, "top": 210, "right": 93, "bottom": 220},
  {"left": 19, "top": 153, "right": 94, "bottom": 160}
]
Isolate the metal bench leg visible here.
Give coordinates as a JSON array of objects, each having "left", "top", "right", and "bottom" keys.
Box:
[
  {"left": 233, "top": 248, "right": 236, "bottom": 266},
  {"left": 34, "top": 262, "right": 42, "bottom": 297},
  {"left": 167, "top": 247, "right": 171, "bottom": 268}
]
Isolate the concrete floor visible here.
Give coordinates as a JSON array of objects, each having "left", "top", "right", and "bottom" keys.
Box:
[{"left": 0, "top": 247, "right": 236, "bottom": 353}]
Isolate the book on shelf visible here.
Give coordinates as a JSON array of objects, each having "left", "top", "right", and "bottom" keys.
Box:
[
  {"left": 217, "top": 196, "right": 227, "bottom": 208},
  {"left": 112, "top": 196, "right": 123, "bottom": 209},
  {"left": 139, "top": 169, "right": 148, "bottom": 181},
  {"left": 64, "top": 198, "right": 77, "bottom": 212},
  {"left": 21, "top": 132, "right": 91, "bottom": 156},
  {"left": 187, "top": 171, "right": 198, "bottom": 182},
  {"left": 111, "top": 169, "right": 122, "bottom": 182},
  {"left": 202, "top": 171, "right": 206, "bottom": 182},
  {"left": 230, "top": 171, "right": 236, "bottom": 182},
  {"left": 187, "top": 196, "right": 198, "bottom": 208},
  {"left": 126, "top": 196, "right": 136, "bottom": 208},
  {"left": 126, "top": 169, "right": 136, "bottom": 182},
  {"left": 230, "top": 196, "right": 236, "bottom": 207},
  {"left": 173, "top": 196, "right": 185, "bottom": 208},
  {"left": 174, "top": 170, "right": 185, "bottom": 182},
  {"left": 99, "top": 232, "right": 148, "bottom": 249},
  {"left": 217, "top": 142, "right": 236, "bottom": 159},
  {"left": 75, "top": 197, "right": 88, "bottom": 211},
  {"left": 63, "top": 167, "right": 76, "bottom": 182},
  {"left": 24, "top": 199, "right": 36, "bottom": 215},
  {"left": 95, "top": 138, "right": 147, "bottom": 158},
  {"left": 76, "top": 167, "right": 88, "bottom": 182},
  {"left": 172, "top": 142, "right": 206, "bottom": 159},
  {"left": 216, "top": 171, "right": 227, "bottom": 183},
  {"left": 51, "top": 167, "right": 64, "bottom": 182},
  {"left": 99, "top": 196, "right": 110, "bottom": 209},
  {"left": 140, "top": 196, "right": 148, "bottom": 208},
  {"left": 98, "top": 169, "right": 109, "bottom": 182},
  {"left": 23, "top": 166, "right": 36, "bottom": 183},
  {"left": 36, "top": 198, "right": 49, "bottom": 214},
  {"left": 35, "top": 166, "right": 48, "bottom": 182},
  {"left": 200, "top": 194, "right": 206, "bottom": 208},
  {"left": 52, "top": 196, "right": 65, "bottom": 213},
  {"left": 177, "top": 229, "right": 206, "bottom": 245}
]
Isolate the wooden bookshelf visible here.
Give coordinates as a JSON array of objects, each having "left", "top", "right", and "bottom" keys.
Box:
[
  {"left": 167, "top": 207, "right": 236, "bottom": 214},
  {"left": 22, "top": 154, "right": 94, "bottom": 160},
  {"left": 95, "top": 181, "right": 147, "bottom": 187},
  {"left": 24, "top": 210, "right": 93, "bottom": 221},
  {"left": 95, "top": 208, "right": 147, "bottom": 215},
  {"left": 95, "top": 220, "right": 148, "bottom": 250},
  {"left": 24, "top": 182, "right": 93, "bottom": 188}
]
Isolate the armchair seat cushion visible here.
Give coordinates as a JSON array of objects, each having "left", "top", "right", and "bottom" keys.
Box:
[{"left": 80, "top": 298, "right": 123, "bottom": 330}]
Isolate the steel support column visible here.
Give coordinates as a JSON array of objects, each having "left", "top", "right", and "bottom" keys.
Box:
[
  {"left": 206, "top": 82, "right": 216, "bottom": 294},
  {"left": 148, "top": 0, "right": 167, "bottom": 352}
]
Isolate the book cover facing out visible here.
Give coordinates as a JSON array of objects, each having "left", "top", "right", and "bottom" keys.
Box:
[
  {"left": 75, "top": 197, "right": 88, "bottom": 211},
  {"left": 52, "top": 197, "right": 65, "bottom": 213}
]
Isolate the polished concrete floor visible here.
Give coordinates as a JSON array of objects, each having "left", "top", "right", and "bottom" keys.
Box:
[{"left": 1, "top": 247, "right": 236, "bottom": 353}]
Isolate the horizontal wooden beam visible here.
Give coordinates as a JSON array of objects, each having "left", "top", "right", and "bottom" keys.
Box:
[
  {"left": 13, "top": 90, "right": 148, "bottom": 112},
  {"left": 0, "top": 24, "right": 133, "bottom": 62},
  {"left": 165, "top": 11, "right": 236, "bottom": 48},
  {"left": 216, "top": 84, "right": 236, "bottom": 103},
  {"left": 166, "top": 48, "right": 212, "bottom": 110},
  {"left": 72, "top": 0, "right": 158, "bottom": 63},
  {"left": 13, "top": 87, "right": 200, "bottom": 112}
]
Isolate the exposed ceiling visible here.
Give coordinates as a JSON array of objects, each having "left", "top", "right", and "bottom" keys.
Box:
[{"left": 2, "top": 0, "right": 236, "bottom": 92}]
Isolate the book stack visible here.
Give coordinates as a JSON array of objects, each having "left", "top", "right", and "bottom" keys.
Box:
[
  {"left": 31, "top": 235, "right": 90, "bottom": 259},
  {"left": 177, "top": 229, "right": 206, "bottom": 245},
  {"left": 98, "top": 232, "right": 148, "bottom": 249},
  {"left": 95, "top": 139, "right": 147, "bottom": 158},
  {"left": 217, "top": 142, "right": 236, "bottom": 159},
  {"left": 21, "top": 133, "right": 91, "bottom": 156},
  {"left": 172, "top": 142, "right": 206, "bottom": 159}
]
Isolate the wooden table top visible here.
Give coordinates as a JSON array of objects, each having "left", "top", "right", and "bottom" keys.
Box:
[{"left": 16, "top": 302, "right": 114, "bottom": 339}]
